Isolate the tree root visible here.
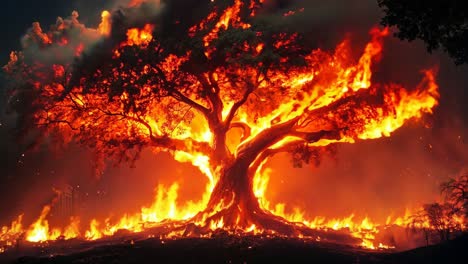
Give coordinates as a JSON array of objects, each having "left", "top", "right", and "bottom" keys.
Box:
[{"left": 140, "top": 205, "right": 360, "bottom": 246}]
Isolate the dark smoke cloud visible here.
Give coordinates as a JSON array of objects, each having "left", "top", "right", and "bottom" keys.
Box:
[
  {"left": 20, "top": 11, "right": 103, "bottom": 66},
  {"left": 257, "top": 0, "right": 381, "bottom": 49}
]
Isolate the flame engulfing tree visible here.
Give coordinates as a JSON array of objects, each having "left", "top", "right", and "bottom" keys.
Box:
[{"left": 4, "top": 0, "right": 439, "bottom": 234}]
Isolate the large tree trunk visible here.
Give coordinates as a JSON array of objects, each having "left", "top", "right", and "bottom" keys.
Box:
[
  {"left": 206, "top": 158, "right": 259, "bottom": 224},
  {"left": 194, "top": 119, "right": 299, "bottom": 230},
  {"left": 192, "top": 155, "right": 297, "bottom": 235},
  {"left": 189, "top": 118, "right": 337, "bottom": 235}
]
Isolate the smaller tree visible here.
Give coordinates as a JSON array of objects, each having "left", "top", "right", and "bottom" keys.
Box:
[
  {"left": 408, "top": 209, "right": 432, "bottom": 246},
  {"left": 407, "top": 173, "right": 467, "bottom": 245},
  {"left": 408, "top": 203, "right": 462, "bottom": 245},
  {"left": 424, "top": 203, "right": 462, "bottom": 242},
  {"left": 442, "top": 173, "right": 468, "bottom": 220}
]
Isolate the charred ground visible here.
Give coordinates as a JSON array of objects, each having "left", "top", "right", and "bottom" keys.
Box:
[{"left": 1, "top": 233, "right": 467, "bottom": 264}]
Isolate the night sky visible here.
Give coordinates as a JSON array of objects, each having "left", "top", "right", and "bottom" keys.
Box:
[
  {"left": 0, "top": 0, "right": 114, "bottom": 220},
  {"left": 0, "top": 0, "right": 467, "bottom": 224}
]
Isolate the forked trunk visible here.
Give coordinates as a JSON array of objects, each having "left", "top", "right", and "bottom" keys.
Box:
[
  {"left": 193, "top": 118, "right": 303, "bottom": 233},
  {"left": 206, "top": 158, "right": 260, "bottom": 227},
  {"left": 195, "top": 156, "right": 297, "bottom": 235}
]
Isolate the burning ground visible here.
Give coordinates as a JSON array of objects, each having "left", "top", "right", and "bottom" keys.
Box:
[
  {"left": 0, "top": 233, "right": 466, "bottom": 264},
  {"left": 0, "top": 0, "right": 467, "bottom": 259}
]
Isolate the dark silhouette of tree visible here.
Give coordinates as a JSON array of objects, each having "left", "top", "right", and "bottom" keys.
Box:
[
  {"left": 408, "top": 209, "right": 432, "bottom": 246},
  {"left": 408, "top": 203, "right": 462, "bottom": 245},
  {"left": 408, "top": 174, "right": 467, "bottom": 245},
  {"left": 442, "top": 173, "right": 468, "bottom": 219},
  {"left": 378, "top": 0, "right": 468, "bottom": 64},
  {"left": 424, "top": 203, "right": 462, "bottom": 242}
]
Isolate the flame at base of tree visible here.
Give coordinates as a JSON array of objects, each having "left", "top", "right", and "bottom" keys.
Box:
[
  {"left": 1, "top": 0, "right": 464, "bottom": 254},
  {"left": 1, "top": 172, "right": 465, "bottom": 252}
]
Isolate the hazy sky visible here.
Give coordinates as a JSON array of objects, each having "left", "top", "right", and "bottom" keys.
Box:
[{"left": 0, "top": 0, "right": 118, "bottom": 63}]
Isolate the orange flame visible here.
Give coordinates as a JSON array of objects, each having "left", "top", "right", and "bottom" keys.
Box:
[
  {"left": 26, "top": 205, "right": 59, "bottom": 242},
  {"left": 98, "top": 10, "right": 112, "bottom": 36},
  {"left": 63, "top": 217, "right": 80, "bottom": 240},
  {"left": 126, "top": 24, "right": 154, "bottom": 47}
]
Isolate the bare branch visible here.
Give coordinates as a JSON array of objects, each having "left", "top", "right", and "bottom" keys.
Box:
[{"left": 95, "top": 107, "right": 155, "bottom": 139}]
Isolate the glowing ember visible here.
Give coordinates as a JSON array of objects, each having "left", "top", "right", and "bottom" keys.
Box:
[{"left": 125, "top": 24, "right": 154, "bottom": 47}]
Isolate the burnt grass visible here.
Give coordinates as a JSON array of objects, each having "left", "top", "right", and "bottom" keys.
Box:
[{"left": 1, "top": 233, "right": 467, "bottom": 264}]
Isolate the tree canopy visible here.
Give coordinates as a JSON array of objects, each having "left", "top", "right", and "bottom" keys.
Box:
[
  {"left": 2, "top": 0, "right": 440, "bottom": 175},
  {"left": 378, "top": 0, "right": 468, "bottom": 64}
]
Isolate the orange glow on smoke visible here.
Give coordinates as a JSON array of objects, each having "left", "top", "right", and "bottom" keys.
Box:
[
  {"left": 128, "top": 0, "right": 145, "bottom": 7},
  {"left": 128, "top": 0, "right": 160, "bottom": 7}
]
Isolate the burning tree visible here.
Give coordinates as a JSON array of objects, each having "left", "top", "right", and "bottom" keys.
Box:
[
  {"left": 406, "top": 173, "right": 467, "bottom": 246},
  {"left": 3, "top": 0, "right": 439, "bottom": 236},
  {"left": 408, "top": 203, "right": 463, "bottom": 245},
  {"left": 442, "top": 173, "right": 468, "bottom": 219}
]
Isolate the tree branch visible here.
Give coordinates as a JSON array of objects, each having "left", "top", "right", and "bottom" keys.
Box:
[
  {"left": 236, "top": 117, "right": 299, "bottom": 162},
  {"left": 194, "top": 73, "right": 231, "bottom": 162},
  {"left": 207, "top": 72, "right": 224, "bottom": 120},
  {"left": 224, "top": 85, "right": 254, "bottom": 128},
  {"left": 289, "top": 129, "right": 343, "bottom": 143},
  {"left": 95, "top": 108, "right": 155, "bottom": 139},
  {"left": 151, "top": 65, "right": 211, "bottom": 118},
  {"left": 248, "top": 129, "right": 341, "bottom": 177},
  {"left": 229, "top": 121, "right": 252, "bottom": 141},
  {"left": 36, "top": 119, "right": 78, "bottom": 131},
  {"left": 170, "top": 89, "right": 210, "bottom": 117},
  {"left": 249, "top": 140, "right": 303, "bottom": 177},
  {"left": 150, "top": 135, "right": 212, "bottom": 155}
]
